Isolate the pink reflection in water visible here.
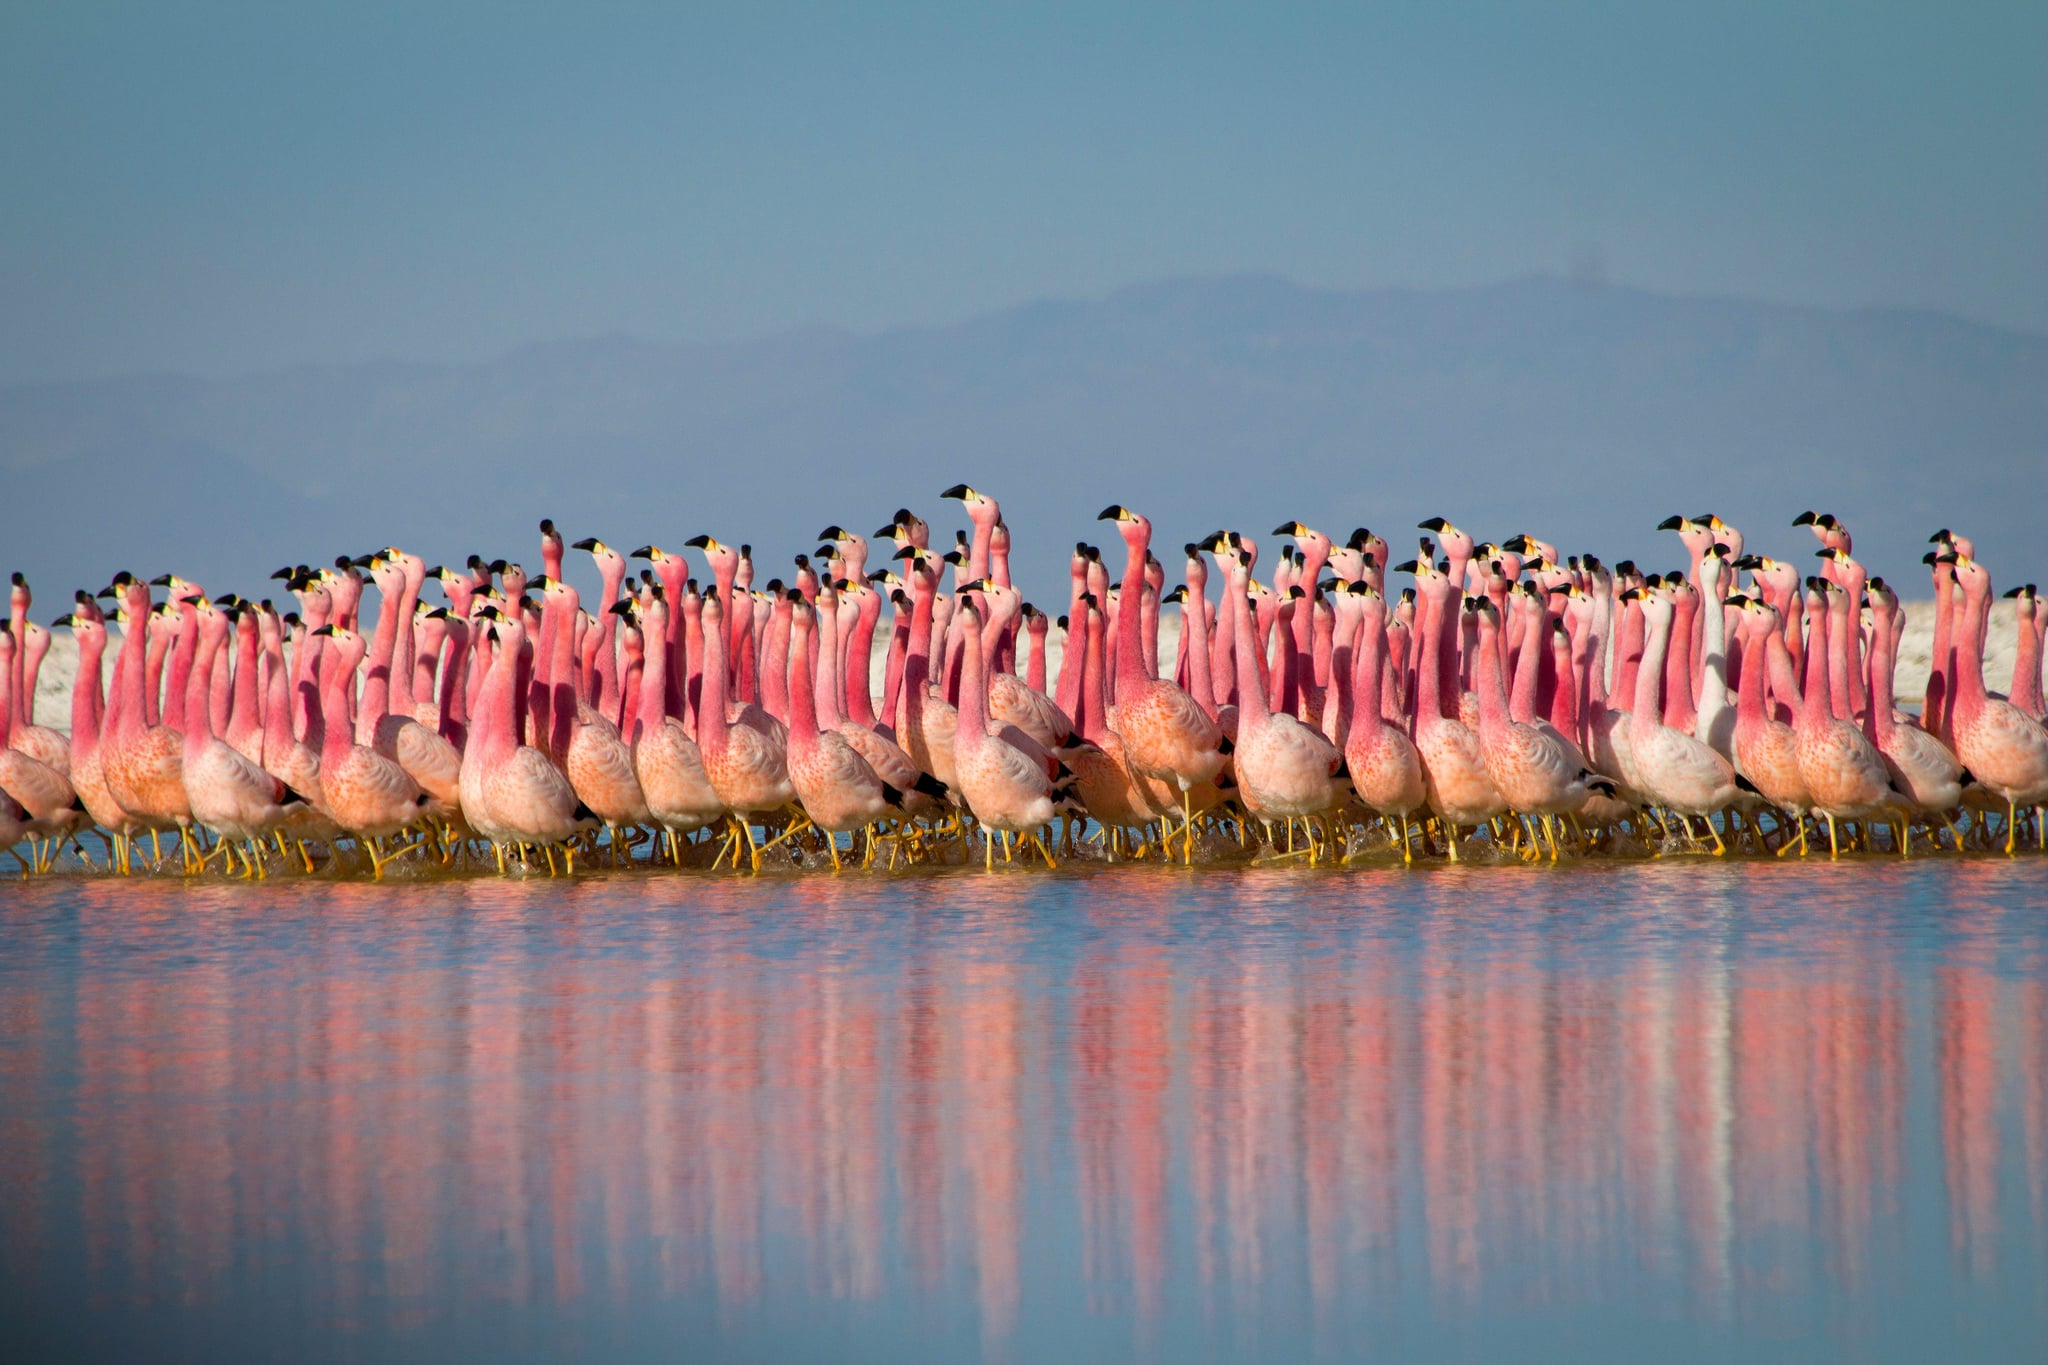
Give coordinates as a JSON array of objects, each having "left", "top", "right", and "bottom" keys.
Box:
[{"left": 0, "top": 866, "right": 2043, "bottom": 1347}]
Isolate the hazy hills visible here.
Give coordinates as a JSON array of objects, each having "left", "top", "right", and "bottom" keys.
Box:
[{"left": 6, "top": 275, "right": 2044, "bottom": 610}]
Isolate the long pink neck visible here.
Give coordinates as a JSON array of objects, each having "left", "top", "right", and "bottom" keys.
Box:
[
  {"left": 1474, "top": 613, "right": 1511, "bottom": 732},
  {"left": 184, "top": 620, "right": 224, "bottom": 752},
  {"left": 1926, "top": 572, "right": 1954, "bottom": 734},
  {"left": 1612, "top": 598, "right": 1645, "bottom": 712},
  {"left": 1631, "top": 607, "right": 1669, "bottom": 737},
  {"left": 263, "top": 632, "right": 294, "bottom": 761},
  {"left": 358, "top": 585, "right": 401, "bottom": 736},
  {"left": 698, "top": 601, "right": 731, "bottom": 757},
  {"left": 1081, "top": 608, "right": 1110, "bottom": 742},
  {"left": 549, "top": 590, "right": 580, "bottom": 761},
  {"left": 1182, "top": 573, "right": 1215, "bottom": 717},
  {"left": 954, "top": 615, "right": 989, "bottom": 745},
  {"left": 845, "top": 591, "right": 880, "bottom": 728},
  {"left": 439, "top": 620, "right": 471, "bottom": 745},
  {"left": 1950, "top": 579, "right": 1990, "bottom": 716},
  {"left": 226, "top": 616, "right": 263, "bottom": 749},
  {"left": 760, "top": 600, "right": 793, "bottom": 723},
  {"left": 1866, "top": 602, "right": 1900, "bottom": 744},
  {"left": 163, "top": 608, "right": 198, "bottom": 732},
  {"left": 787, "top": 615, "right": 821, "bottom": 746},
  {"left": 1663, "top": 595, "right": 1697, "bottom": 730},
  {"left": 632, "top": 609, "right": 666, "bottom": 743},
  {"left": 1826, "top": 592, "right": 1854, "bottom": 721},
  {"left": 1228, "top": 574, "right": 1271, "bottom": 732},
  {"left": 1799, "top": 601, "right": 1832, "bottom": 727},
  {"left": 1510, "top": 603, "right": 1543, "bottom": 724},
  {"left": 2010, "top": 601, "right": 2043, "bottom": 716},
  {"left": 1735, "top": 624, "right": 1769, "bottom": 729},
  {"left": 319, "top": 643, "right": 360, "bottom": 770},
  {"left": 1348, "top": 606, "right": 1387, "bottom": 749},
  {"left": 1547, "top": 626, "right": 1577, "bottom": 739},
  {"left": 815, "top": 601, "right": 848, "bottom": 730},
  {"left": 591, "top": 562, "right": 626, "bottom": 714},
  {"left": 71, "top": 628, "right": 108, "bottom": 755},
  {"left": 1115, "top": 531, "right": 1151, "bottom": 695}
]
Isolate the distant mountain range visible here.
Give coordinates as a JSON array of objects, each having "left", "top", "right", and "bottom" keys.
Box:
[{"left": 6, "top": 275, "right": 2044, "bottom": 610}]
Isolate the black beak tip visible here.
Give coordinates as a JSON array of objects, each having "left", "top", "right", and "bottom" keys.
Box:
[
  {"left": 682, "top": 535, "right": 712, "bottom": 549},
  {"left": 940, "top": 483, "right": 970, "bottom": 500},
  {"left": 1656, "top": 515, "right": 1684, "bottom": 531},
  {"left": 570, "top": 537, "right": 599, "bottom": 552},
  {"left": 1792, "top": 511, "right": 1817, "bottom": 526}
]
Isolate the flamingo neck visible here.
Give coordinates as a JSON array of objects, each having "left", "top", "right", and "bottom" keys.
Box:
[
  {"left": 1631, "top": 608, "right": 1669, "bottom": 733},
  {"left": 787, "top": 619, "right": 821, "bottom": 744},
  {"left": 1800, "top": 603, "right": 1832, "bottom": 726},
  {"left": 1229, "top": 577, "right": 1271, "bottom": 731},
  {"left": 845, "top": 591, "right": 880, "bottom": 728}
]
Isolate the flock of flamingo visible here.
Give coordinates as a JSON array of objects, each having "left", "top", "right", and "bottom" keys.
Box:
[{"left": 3, "top": 491, "right": 2046, "bottom": 877}]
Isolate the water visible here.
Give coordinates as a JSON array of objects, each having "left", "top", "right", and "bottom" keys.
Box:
[{"left": 3, "top": 860, "right": 2044, "bottom": 1362}]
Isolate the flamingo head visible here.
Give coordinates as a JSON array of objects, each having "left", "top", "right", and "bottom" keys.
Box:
[
  {"left": 683, "top": 535, "right": 742, "bottom": 584},
  {"left": 941, "top": 483, "right": 1002, "bottom": 528},
  {"left": 574, "top": 537, "right": 628, "bottom": 578},
  {"left": 1097, "top": 504, "right": 1152, "bottom": 549},
  {"left": 1416, "top": 517, "right": 1473, "bottom": 560}
]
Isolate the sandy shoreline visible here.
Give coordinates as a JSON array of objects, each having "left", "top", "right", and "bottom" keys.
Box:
[{"left": 26, "top": 600, "right": 2031, "bottom": 732}]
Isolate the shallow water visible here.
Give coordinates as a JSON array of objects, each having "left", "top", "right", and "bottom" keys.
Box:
[{"left": 3, "top": 860, "right": 2045, "bottom": 1362}]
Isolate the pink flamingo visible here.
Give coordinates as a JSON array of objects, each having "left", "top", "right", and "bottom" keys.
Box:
[
  {"left": 783, "top": 595, "right": 898, "bottom": 867},
  {"left": 1469, "top": 594, "right": 1610, "bottom": 858},
  {"left": 1338, "top": 583, "right": 1425, "bottom": 859},
  {"left": 56, "top": 600, "right": 143, "bottom": 869},
  {"left": 457, "top": 607, "right": 591, "bottom": 870},
  {"left": 1789, "top": 580, "right": 1898, "bottom": 857},
  {"left": 98, "top": 573, "right": 195, "bottom": 868},
  {"left": 1626, "top": 584, "right": 1744, "bottom": 853},
  {"left": 1097, "top": 506, "right": 1224, "bottom": 862},
  {"left": 695, "top": 589, "right": 797, "bottom": 870},
  {"left": 1728, "top": 596, "right": 1813, "bottom": 850},
  {"left": 1943, "top": 553, "right": 2048, "bottom": 852},
  {"left": 614, "top": 594, "right": 725, "bottom": 860},
  {"left": 7, "top": 576, "right": 71, "bottom": 774},
  {"left": 1215, "top": 552, "right": 1343, "bottom": 859},
  {"left": 179, "top": 600, "right": 303, "bottom": 875},
  {"left": 1400, "top": 556, "right": 1503, "bottom": 858},
  {"left": 950, "top": 597, "right": 1058, "bottom": 869},
  {"left": 309, "top": 623, "right": 428, "bottom": 876},
  {"left": 1863, "top": 579, "right": 1966, "bottom": 843}
]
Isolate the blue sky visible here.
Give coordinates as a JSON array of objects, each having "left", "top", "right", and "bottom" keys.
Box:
[{"left": 3, "top": 1, "right": 2042, "bottom": 382}]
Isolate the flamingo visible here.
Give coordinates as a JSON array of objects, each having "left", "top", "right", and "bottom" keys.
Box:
[
  {"left": 178, "top": 600, "right": 304, "bottom": 875},
  {"left": 1863, "top": 578, "right": 1966, "bottom": 843},
  {"left": 1625, "top": 583, "right": 1745, "bottom": 853},
  {"left": 614, "top": 595, "right": 725, "bottom": 860},
  {"left": 1400, "top": 556, "right": 1503, "bottom": 858},
  {"left": 1097, "top": 506, "right": 1224, "bottom": 861},
  {"left": 97, "top": 573, "right": 195, "bottom": 868},
  {"left": 532, "top": 575, "right": 649, "bottom": 854},
  {"left": 782, "top": 594, "right": 898, "bottom": 867},
  {"left": 950, "top": 597, "right": 1058, "bottom": 869},
  {"left": 55, "top": 600, "right": 141, "bottom": 870},
  {"left": 1220, "top": 553, "right": 1344, "bottom": 859},
  {"left": 695, "top": 589, "right": 797, "bottom": 870},
  {"left": 1789, "top": 580, "right": 1899, "bottom": 857},
  {"left": 1728, "top": 596, "right": 1814, "bottom": 850},
  {"left": 457, "top": 607, "right": 592, "bottom": 870},
  {"left": 1468, "top": 595, "right": 1610, "bottom": 858},
  {"left": 1339, "top": 583, "right": 1426, "bottom": 859},
  {"left": 309, "top": 624, "right": 429, "bottom": 876},
  {"left": 1942, "top": 553, "right": 2048, "bottom": 852},
  {"left": 7, "top": 576, "right": 71, "bottom": 774}
]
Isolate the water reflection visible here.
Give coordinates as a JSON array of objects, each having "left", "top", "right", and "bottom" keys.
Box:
[{"left": 2, "top": 863, "right": 2045, "bottom": 1360}]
